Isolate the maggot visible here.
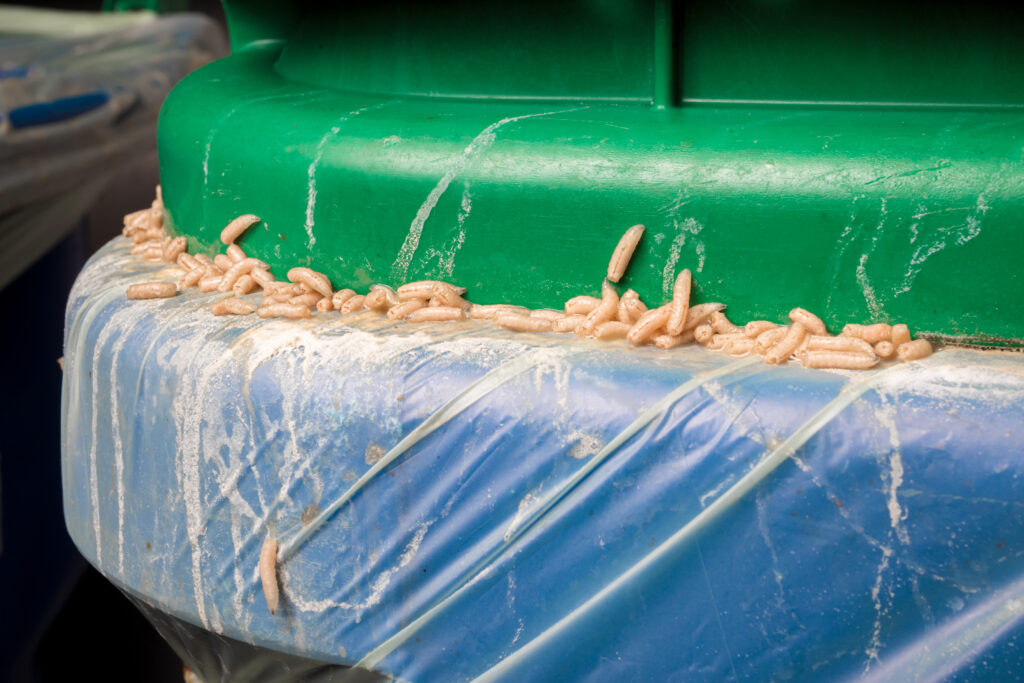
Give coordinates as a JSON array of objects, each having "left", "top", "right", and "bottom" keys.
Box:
[
  {"left": 627, "top": 305, "right": 670, "bottom": 346},
  {"left": 259, "top": 536, "right": 280, "bottom": 615},
  {"left": 564, "top": 295, "right": 602, "bottom": 316},
  {"left": 126, "top": 282, "right": 176, "bottom": 299},
  {"left": 407, "top": 306, "right": 466, "bottom": 322},
  {"left": 891, "top": 324, "right": 911, "bottom": 347},
  {"left": 219, "top": 258, "right": 270, "bottom": 292},
  {"left": 530, "top": 309, "right": 565, "bottom": 321},
  {"left": 163, "top": 236, "right": 187, "bottom": 263},
  {"left": 177, "top": 268, "right": 204, "bottom": 290},
  {"left": 495, "top": 312, "right": 553, "bottom": 332},
  {"left": 364, "top": 284, "right": 400, "bottom": 312},
  {"left": 764, "top": 322, "right": 807, "bottom": 364},
  {"left": 233, "top": 274, "right": 257, "bottom": 296},
  {"left": 552, "top": 314, "right": 585, "bottom": 333},
  {"left": 743, "top": 320, "right": 778, "bottom": 338},
  {"left": 802, "top": 351, "right": 880, "bottom": 370},
  {"left": 682, "top": 303, "right": 727, "bottom": 331},
  {"left": 842, "top": 323, "right": 892, "bottom": 344},
  {"left": 710, "top": 311, "right": 742, "bottom": 335},
  {"left": 211, "top": 298, "right": 256, "bottom": 316},
  {"left": 287, "top": 267, "right": 333, "bottom": 299},
  {"left": 220, "top": 214, "right": 261, "bottom": 245},
  {"left": 805, "top": 335, "right": 876, "bottom": 356},
  {"left": 226, "top": 243, "right": 246, "bottom": 263},
  {"left": 387, "top": 299, "right": 425, "bottom": 320},
  {"left": 340, "top": 295, "right": 366, "bottom": 314},
  {"left": 897, "top": 338, "right": 933, "bottom": 361},
  {"left": 258, "top": 303, "right": 311, "bottom": 319},
  {"left": 592, "top": 320, "right": 631, "bottom": 340},
  {"left": 397, "top": 280, "right": 465, "bottom": 301},
  {"left": 874, "top": 341, "right": 896, "bottom": 360},
  {"left": 789, "top": 308, "right": 828, "bottom": 336},
  {"left": 666, "top": 269, "right": 692, "bottom": 336},
  {"left": 579, "top": 279, "right": 619, "bottom": 337},
  {"left": 332, "top": 288, "right": 357, "bottom": 310},
  {"left": 652, "top": 330, "right": 695, "bottom": 349},
  {"left": 469, "top": 304, "right": 530, "bottom": 319},
  {"left": 694, "top": 324, "right": 715, "bottom": 345},
  {"left": 754, "top": 326, "right": 789, "bottom": 355},
  {"left": 606, "top": 224, "right": 644, "bottom": 283},
  {"left": 617, "top": 289, "right": 648, "bottom": 324}
]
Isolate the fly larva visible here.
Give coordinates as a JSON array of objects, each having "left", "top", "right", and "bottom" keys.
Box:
[
  {"left": 198, "top": 275, "right": 224, "bottom": 293},
  {"left": 564, "top": 295, "right": 602, "bottom": 315},
  {"left": 764, "top": 322, "right": 807, "bottom": 364},
  {"left": 219, "top": 258, "right": 270, "bottom": 292},
  {"left": 495, "top": 312, "right": 552, "bottom": 332},
  {"left": 744, "top": 320, "right": 778, "bottom": 338},
  {"left": 259, "top": 536, "right": 279, "bottom": 615},
  {"left": 364, "top": 284, "right": 399, "bottom": 311},
  {"left": 130, "top": 229, "right": 154, "bottom": 245},
  {"left": 710, "top": 311, "right": 742, "bottom": 335},
  {"left": 579, "top": 279, "right": 619, "bottom": 337},
  {"left": 397, "top": 280, "right": 466, "bottom": 301},
  {"left": 193, "top": 254, "right": 214, "bottom": 268},
  {"left": 627, "top": 305, "right": 670, "bottom": 346},
  {"left": 315, "top": 296, "right": 334, "bottom": 313},
  {"left": 667, "top": 269, "right": 692, "bottom": 336},
  {"left": 387, "top": 299, "right": 425, "bottom": 320},
  {"left": 251, "top": 267, "right": 275, "bottom": 288},
  {"left": 258, "top": 303, "right": 311, "bottom": 319},
  {"left": 694, "top": 324, "right": 714, "bottom": 345},
  {"left": 606, "top": 224, "right": 645, "bottom": 283},
  {"left": 874, "top": 341, "right": 896, "bottom": 360},
  {"left": 617, "top": 289, "right": 648, "bottom": 324},
  {"left": 163, "top": 237, "right": 187, "bottom": 263},
  {"left": 214, "top": 254, "right": 233, "bottom": 271},
  {"left": 177, "top": 253, "right": 201, "bottom": 271},
  {"left": 897, "top": 338, "right": 933, "bottom": 361},
  {"left": 754, "top": 326, "right": 789, "bottom": 355},
  {"left": 233, "top": 275, "right": 257, "bottom": 296},
  {"left": 842, "top": 323, "right": 892, "bottom": 344},
  {"left": 332, "top": 288, "right": 357, "bottom": 310},
  {"left": 708, "top": 333, "right": 746, "bottom": 351},
  {"left": 407, "top": 306, "right": 466, "bottom": 322},
  {"left": 652, "top": 330, "right": 695, "bottom": 349},
  {"left": 789, "top": 308, "right": 828, "bottom": 336},
  {"left": 469, "top": 304, "right": 530, "bottom": 319},
  {"left": 143, "top": 244, "right": 167, "bottom": 262},
  {"left": 177, "top": 268, "right": 204, "bottom": 290},
  {"left": 287, "top": 267, "right": 333, "bottom": 299},
  {"left": 682, "top": 303, "right": 727, "bottom": 332},
  {"left": 429, "top": 283, "right": 469, "bottom": 308},
  {"left": 552, "top": 314, "right": 585, "bottom": 333},
  {"left": 340, "top": 295, "right": 366, "bottom": 314},
  {"left": 126, "top": 282, "right": 176, "bottom": 299},
  {"left": 593, "top": 320, "right": 631, "bottom": 340},
  {"left": 220, "top": 214, "right": 261, "bottom": 245},
  {"left": 806, "top": 335, "right": 876, "bottom": 356},
  {"left": 288, "top": 292, "right": 323, "bottom": 308},
  {"left": 803, "top": 350, "right": 879, "bottom": 370},
  {"left": 226, "top": 243, "right": 246, "bottom": 263},
  {"left": 431, "top": 293, "right": 471, "bottom": 310},
  {"left": 261, "top": 281, "right": 296, "bottom": 297},
  {"left": 891, "top": 324, "right": 911, "bottom": 347},
  {"left": 211, "top": 298, "right": 256, "bottom": 316},
  {"left": 130, "top": 240, "right": 156, "bottom": 255},
  {"left": 530, "top": 309, "right": 564, "bottom": 321},
  {"left": 723, "top": 337, "right": 755, "bottom": 357}
]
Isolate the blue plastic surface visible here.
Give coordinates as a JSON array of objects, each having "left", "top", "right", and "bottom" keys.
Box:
[{"left": 63, "top": 240, "right": 1024, "bottom": 681}]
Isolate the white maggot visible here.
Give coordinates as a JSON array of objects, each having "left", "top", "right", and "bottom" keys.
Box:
[
  {"left": 607, "top": 224, "right": 644, "bottom": 283},
  {"left": 126, "top": 282, "right": 176, "bottom": 299},
  {"left": 897, "top": 338, "right": 933, "bottom": 361},
  {"left": 592, "top": 320, "right": 631, "bottom": 340},
  {"left": 764, "top": 322, "right": 807, "bottom": 364},
  {"left": 579, "top": 279, "right": 619, "bottom": 336},
  {"left": 666, "top": 269, "right": 692, "bottom": 336},
  {"left": 211, "top": 298, "right": 256, "bottom": 316},
  {"left": 387, "top": 300, "right": 425, "bottom": 320},
  {"left": 495, "top": 313, "right": 553, "bottom": 332},
  {"left": 258, "top": 303, "right": 311, "bottom": 319},
  {"left": 220, "top": 214, "right": 261, "bottom": 245},
  {"left": 789, "top": 308, "right": 828, "bottom": 336},
  {"left": 842, "top": 323, "right": 892, "bottom": 344},
  {"left": 407, "top": 306, "right": 466, "bottom": 322},
  {"left": 287, "top": 267, "right": 333, "bottom": 299},
  {"left": 259, "top": 536, "right": 279, "bottom": 615},
  {"left": 802, "top": 351, "right": 880, "bottom": 370},
  {"left": 627, "top": 305, "right": 670, "bottom": 346},
  {"left": 564, "top": 295, "right": 602, "bottom": 315}
]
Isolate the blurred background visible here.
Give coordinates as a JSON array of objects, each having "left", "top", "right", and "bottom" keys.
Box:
[{"left": 0, "top": 2, "right": 226, "bottom": 680}]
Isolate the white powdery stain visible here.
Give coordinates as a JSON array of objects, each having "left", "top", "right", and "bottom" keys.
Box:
[
  {"left": 857, "top": 252, "right": 883, "bottom": 320},
  {"left": 284, "top": 521, "right": 431, "bottom": 614},
  {"left": 438, "top": 184, "right": 472, "bottom": 278},
  {"left": 304, "top": 104, "right": 386, "bottom": 248},
  {"left": 661, "top": 217, "right": 704, "bottom": 296},
  {"left": 874, "top": 399, "right": 910, "bottom": 546},
  {"left": 864, "top": 547, "right": 893, "bottom": 672},
  {"left": 896, "top": 194, "right": 988, "bottom": 296},
  {"left": 503, "top": 485, "right": 545, "bottom": 542},
  {"left": 391, "top": 107, "right": 584, "bottom": 282}
]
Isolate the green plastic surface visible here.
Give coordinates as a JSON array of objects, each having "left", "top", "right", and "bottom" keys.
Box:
[{"left": 158, "top": 0, "right": 1024, "bottom": 344}]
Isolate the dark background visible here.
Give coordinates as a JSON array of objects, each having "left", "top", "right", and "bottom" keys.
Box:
[{"left": 0, "top": 2, "right": 226, "bottom": 681}]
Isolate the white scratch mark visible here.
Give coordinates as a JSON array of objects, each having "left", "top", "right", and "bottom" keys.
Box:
[
  {"left": 438, "top": 184, "right": 472, "bottom": 278},
  {"left": 391, "top": 107, "right": 584, "bottom": 281},
  {"left": 304, "top": 104, "right": 389, "bottom": 248},
  {"left": 662, "top": 217, "right": 704, "bottom": 296}
]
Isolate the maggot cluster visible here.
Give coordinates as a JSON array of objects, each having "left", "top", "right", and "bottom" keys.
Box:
[{"left": 123, "top": 189, "right": 933, "bottom": 372}]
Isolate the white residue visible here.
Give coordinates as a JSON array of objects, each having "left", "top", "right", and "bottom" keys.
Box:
[
  {"left": 661, "top": 217, "right": 704, "bottom": 296},
  {"left": 391, "top": 106, "right": 584, "bottom": 282}
]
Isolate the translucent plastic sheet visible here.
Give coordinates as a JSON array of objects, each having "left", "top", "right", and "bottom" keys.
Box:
[
  {"left": 63, "top": 240, "right": 1024, "bottom": 681},
  {"left": 0, "top": 8, "right": 224, "bottom": 290}
]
